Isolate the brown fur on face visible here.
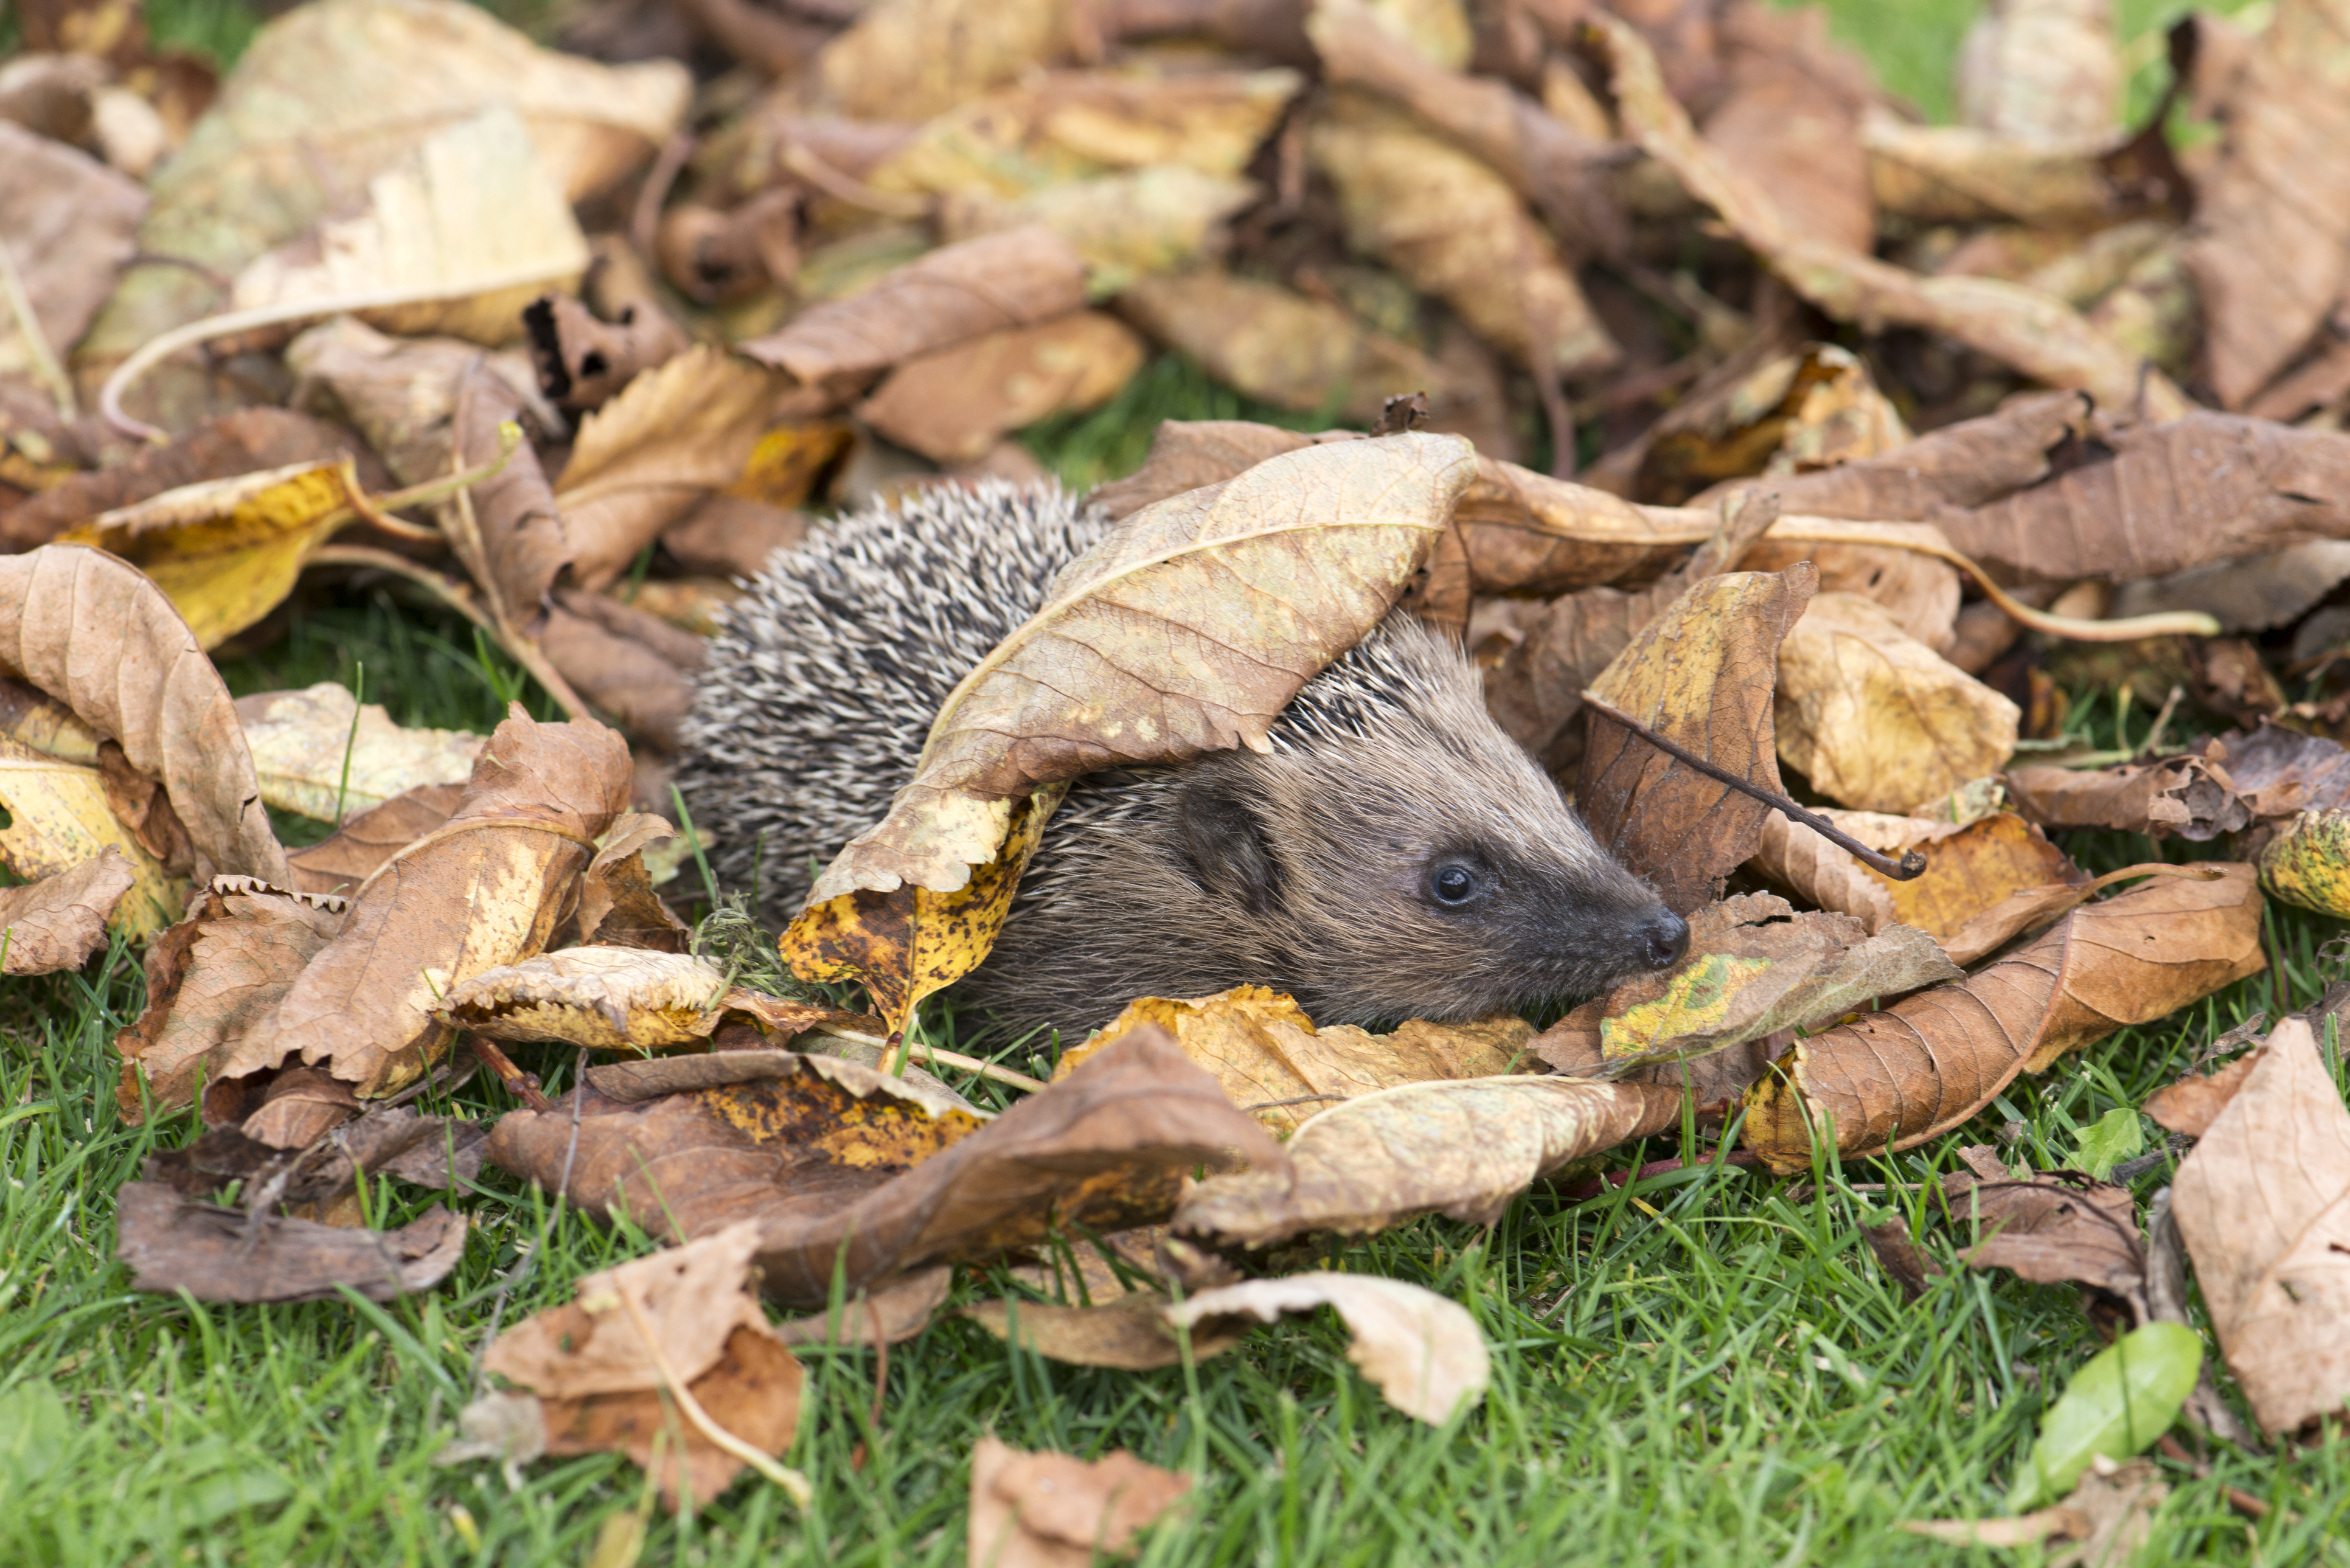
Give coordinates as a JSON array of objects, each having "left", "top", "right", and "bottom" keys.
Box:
[{"left": 965, "top": 617, "right": 1686, "bottom": 1039}]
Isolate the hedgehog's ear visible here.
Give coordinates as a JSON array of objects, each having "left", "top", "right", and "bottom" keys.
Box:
[{"left": 1177, "top": 775, "right": 1280, "bottom": 915}]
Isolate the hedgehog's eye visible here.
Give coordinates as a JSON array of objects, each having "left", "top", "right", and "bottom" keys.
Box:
[{"left": 1427, "top": 862, "right": 1481, "bottom": 906}]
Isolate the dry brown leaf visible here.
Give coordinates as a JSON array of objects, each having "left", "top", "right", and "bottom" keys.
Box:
[
  {"left": 2112, "top": 541, "right": 2350, "bottom": 636},
  {"left": 0, "top": 735, "right": 179, "bottom": 940},
  {"left": 223, "top": 708, "right": 631, "bottom": 1098},
  {"left": 939, "top": 166, "right": 1259, "bottom": 294},
  {"left": 1946, "top": 1167, "right": 2151, "bottom": 1324},
  {"left": 235, "top": 684, "right": 484, "bottom": 824},
  {"left": 438, "top": 948, "right": 731, "bottom": 1050},
  {"left": 804, "top": 431, "right": 1474, "bottom": 903},
  {"left": 1653, "top": 344, "right": 1913, "bottom": 506},
  {"left": 521, "top": 292, "right": 689, "bottom": 414},
  {"left": 1580, "top": 565, "right": 1815, "bottom": 915},
  {"left": 568, "top": 812, "right": 689, "bottom": 952},
  {"left": 147, "top": 1105, "right": 487, "bottom": 1204},
  {"left": 113, "top": 878, "right": 347, "bottom": 1120},
  {"left": 1938, "top": 414, "right": 2350, "bottom": 584},
  {"left": 0, "top": 119, "right": 144, "bottom": 396},
  {"left": 0, "top": 544, "right": 288, "bottom": 886},
  {"left": 115, "top": 1181, "right": 465, "bottom": 1302},
  {"left": 1905, "top": 1458, "right": 2167, "bottom": 1564},
  {"left": 2182, "top": 0, "right": 2350, "bottom": 408},
  {"left": 963, "top": 1292, "right": 1248, "bottom": 1371},
  {"left": 775, "top": 1268, "right": 953, "bottom": 1348},
  {"left": 2006, "top": 748, "right": 2250, "bottom": 841},
  {"left": 1165, "top": 1272, "right": 1488, "bottom": 1424},
  {"left": 1739, "top": 389, "right": 2090, "bottom": 523},
  {"left": 1548, "top": 892, "right": 1960, "bottom": 1074},
  {"left": 1865, "top": 120, "right": 2136, "bottom": 227},
  {"left": 1175, "top": 1074, "right": 1681, "bottom": 1247},
  {"left": 1774, "top": 592, "right": 2020, "bottom": 814},
  {"left": 2143, "top": 1050, "right": 2264, "bottom": 1139},
  {"left": 1701, "top": 3, "right": 1877, "bottom": 254},
  {"left": 553, "top": 344, "right": 780, "bottom": 592},
  {"left": 1116, "top": 272, "right": 1444, "bottom": 425},
  {"left": 2172, "top": 1016, "right": 2350, "bottom": 1434},
  {"left": 858, "top": 312, "right": 1146, "bottom": 465},
  {"left": 739, "top": 227, "right": 1088, "bottom": 394},
  {"left": 283, "top": 782, "right": 465, "bottom": 898},
  {"left": 1085, "top": 419, "right": 1358, "bottom": 521},
  {"left": 659, "top": 497, "right": 808, "bottom": 580},
  {"left": 1862, "top": 1216, "right": 1944, "bottom": 1301},
  {"left": 815, "top": 0, "right": 1069, "bottom": 122},
  {"left": 0, "top": 849, "right": 136, "bottom": 974},
  {"left": 479, "top": 1223, "right": 805, "bottom": 1509},
  {"left": 1745, "top": 864, "right": 2268, "bottom": 1170},
  {"left": 224, "top": 106, "right": 590, "bottom": 345},
  {"left": 1597, "top": 18, "right": 2186, "bottom": 416},
  {"left": 485, "top": 1027, "right": 1282, "bottom": 1307},
  {"left": 277, "top": 319, "right": 542, "bottom": 493},
  {"left": 1054, "top": 987, "right": 1534, "bottom": 1136},
  {"left": 1310, "top": 94, "right": 1618, "bottom": 376},
  {"left": 967, "top": 1438, "right": 1192, "bottom": 1568},
  {"left": 80, "top": 0, "right": 686, "bottom": 428}
]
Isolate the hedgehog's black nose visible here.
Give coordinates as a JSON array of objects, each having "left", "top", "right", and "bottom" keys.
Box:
[{"left": 1639, "top": 910, "right": 1690, "bottom": 971}]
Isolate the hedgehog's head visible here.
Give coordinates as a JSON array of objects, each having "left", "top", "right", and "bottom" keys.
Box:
[{"left": 1169, "top": 617, "right": 1687, "bottom": 1027}]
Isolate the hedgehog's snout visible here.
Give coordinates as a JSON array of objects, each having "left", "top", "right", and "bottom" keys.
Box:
[{"left": 1635, "top": 908, "right": 1690, "bottom": 971}]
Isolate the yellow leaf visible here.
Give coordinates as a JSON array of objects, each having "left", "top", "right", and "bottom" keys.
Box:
[
  {"left": 61, "top": 459, "right": 370, "bottom": 650},
  {"left": 780, "top": 784, "right": 1065, "bottom": 1034},
  {"left": 0, "top": 738, "right": 181, "bottom": 938},
  {"left": 2259, "top": 810, "right": 2350, "bottom": 918}
]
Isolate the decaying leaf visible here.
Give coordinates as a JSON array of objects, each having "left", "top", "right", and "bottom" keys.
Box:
[
  {"left": 1580, "top": 566, "right": 1816, "bottom": 915},
  {"left": 0, "top": 849, "right": 137, "bottom": 974},
  {"left": 1165, "top": 1272, "right": 1489, "bottom": 1425},
  {"left": 775, "top": 1268, "right": 953, "bottom": 1348},
  {"left": 858, "top": 312, "right": 1146, "bottom": 465},
  {"left": 0, "top": 545, "right": 288, "bottom": 886},
  {"left": 2005, "top": 746, "right": 2249, "bottom": 841},
  {"left": 1116, "top": 272, "right": 1442, "bottom": 424},
  {"left": 0, "top": 119, "right": 144, "bottom": 398},
  {"left": 221, "top": 708, "right": 631, "bottom": 1098},
  {"left": 939, "top": 167, "right": 1259, "bottom": 295},
  {"left": 485, "top": 1028, "right": 1282, "bottom": 1307},
  {"left": 1745, "top": 866, "right": 2267, "bottom": 1170},
  {"left": 522, "top": 292, "right": 689, "bottom": 413},
  {"left": 800, "top": 432, "right": 1474, "bottom": 906},
  {"left": 815, "top": 0, "right": 1070, "bottom": 122},
  {"left": 967, "top": 1438, "right": 1192, "bottom": 1568},
  {"left": 1946, "top": 1166, "right": 2151, "bottom": 1325},
  {"left": 114, "top": 1180, "right": 465, "bottom": 1303},
  {"left": 568, "top": 813, "right": 690, "bottom": 952},
  {"left": 438, "top": 948, "right": 849, "bottom": 1051},
  {"left": 1905, "top": 1457, "right": 2167, "bottom": 1566},
  {"left": 236, "top": 684, "right": 484, "bottom": 824},
  {"left": 0, "top": 735, "right": 179, "bottom": 940},
  {"left": 964, "top": 1292, "right": 1249, "bottom": 1372},
  {"left": 1175, "top": 1074, "right": 1681, "bottom": 1249},
  {"left": 476, "top": 1223, "right": 805, "bottom": 1509},
  {"left": 2172, "top": 1016, "right": 2350, "bottom": 1435},
  {"left": 1773, "top": 592, "right": 2021, "bottom": 814},
  {"left": 1055, "top": 987, "right": 1534, "bottom": 1136},
  {"left": 283, "top": 782, "right": 465, "bottom": 898}
]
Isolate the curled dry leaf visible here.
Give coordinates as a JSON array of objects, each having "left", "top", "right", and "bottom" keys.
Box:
[
  {"left": 1596, "top": 17, "right": 2185, "bottom": 416},
  {"left": 113, "top": 878, "right": 347, "bottom": 1119},
  {"left": 815, "top": 0, "right": 1070, "bottom": 121},
  {"left": 940, "top": 166, "right": 1260, "bottom": 295},
  {"left": 1166, "top": 1272, "right": 1489, "bottom": 1425},
  {"left": 0, "top": 736, "right": 178, "bottom": 940},
  {"left": 1905, "top": 1457, "right": 2167, "bottom": 1566},
  {"left": 521, "top": 293, "right": 690, "bottom": 413},
  {"left": 1863, "top": 120, "right": 2136, "bottom": 227},
  {"left": 438, "top": 948, "right": 731, "bottom": 1050},
  {"left": 284, "top": 782, "right": 465, "bottom": 898},
  {"left": 739, "top": 227, "right": 1088, "bottom": 394},
  {"left": 114, "top": 1181, "right": 465, "bottom": 1303},
  {"left": 552, "top": 343, "right": 780, "bottom": 592},
  {"left": 1580, "top": 565, "right": 1816, "bottom": 915},
  {"left": 0, "top": 849, "right": 137, "bottom": 974},
  {"left": 2172, "top": 1016, "right": 2350, "bottom": 1435},
  {"left": 1743, "top": 865, "right": 2267, "bottom": 1170},
  {"left": 1750, "top": 389, "right": 2090, "bottom": 522},
  {"left": 968, "top": 1438, "right": 1192, "bottom": 1568},
  {"left": 2142, "top": 1050, "right": 2263, "bottom": 1140},
  {"left": 963, "top": 1292, "right": 1250, "bottom": 1372},
  {"left": 858, "top": 311, "right": 1147, "bottom": 465},
  {"left": 236, "top": 684, "right": 484, "bottom": 824},
  {"left": 567, "top": 812, "right": 690, "bottom": 952},
  {"left": 1055, "top": 987, "right": 1534, "bottom": 1136},
  {"left": 1945, "top": 1167, "right": 2151, "bottom": 1326},
  {"left": 485, "top": 1027, "right": 1282, "bottom": 1307},
  {"left": 1116, "top": 271, "right": 1443, "bottom": 425},
  {"left": 1310, "top": 95, "right": 1618, "bottom": 376},
  {"left": 1175, "top": 1074, "right": 1681, "bottom": 1249},
  {"left": 2005, "top": 747, "right": 2249, "bottom": 841},
  {"left": 2112, "top": 540, "right": 2350, "bottom": 636},
  {"left": 221, "top": 708, "right": 631, "bottom": 1098},
  {"left": 802, "top": 431, "right": 1475, "bottom": 903},
  {"left": 476, "top": 1222, "right": 805, "bottom": 1509},
  {"left": 1774, "top": 592, "right": 2020, "bottom": 814},
  {"left": 774, "top": 1267, "right": 953, "bottom": 1348},
  {"left": 0, "top": 545, "right": 288, "bottom": 886}
]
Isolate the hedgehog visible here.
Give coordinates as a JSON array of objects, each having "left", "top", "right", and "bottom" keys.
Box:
[{"left": 676, "top": 479, "right": 1690, "bottom": 1042}]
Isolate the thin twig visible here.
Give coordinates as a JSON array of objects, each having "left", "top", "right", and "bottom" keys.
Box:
[
  {"left": 467, "top": 1035, "right": 554, "bottom": 1112},
  {"left": 779, "top": 137, "right": 932, "bottom": 218},
  {"left": 813, "top": 1026, "right": 1048, "bottom": 1092},
  {"left": 1579, "top": 692, "right": 1929, "bottom": 881},
  {"left": 631, "top": 132, "right": 698, "bottom": 263},
  {"left": 308, "top": 544, "right": 594, "bottom": 721},
  {"left": 615, "top": 1288, "right": 815, "bottom": 1508},
  {"left": 0, "top": 238, "right": 77, "bottom": 419}
]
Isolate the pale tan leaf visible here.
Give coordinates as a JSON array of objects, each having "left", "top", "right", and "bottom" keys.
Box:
[
  {"left": 1115, "top": 272, "right": 1443, "bottom": 425},
  {"left": 1166, "top": 1272, "right": 1488, "bottom": 1424},
  {"left": 0, "top": 120, "right": 144, "bottom": 393},
  {"left": 237, "top": 684, "right": 485, "bottom": 824},
  {"left": 0, "top": 849, "right": 137, "bottom": 974},
  {"left": 815, "top": 0, "right": 1072, "bottom": 122},
  {"left": 858, "top": 312, "right": 1146, "bottom": 466},
  {"left": 968, "top": 1438, "right": 1192, "bottom": 1568},
  {"left": 0, "top": 737, "right": 180, "bottom": 940},
  {"left": 438, "top": 947, "right": 736, "bottom": 1050},
  {"left": 938, "top": 166, "right": 1259, "bottom": 294}
]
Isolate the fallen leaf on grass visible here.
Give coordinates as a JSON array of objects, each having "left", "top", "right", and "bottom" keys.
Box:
[
  {"left": 1945, "top": 1166, "right": 2151, "bottom": 1325},
  {"left": 774, "top": 1267, "right": 953, "bottom": 1348},
  {"left": 968, "top": 1438, "right": 1191, "bottom": 1568},
  {"left": 1580, "top": 565, "right": 1815, "bottom": 915},
  {"left": 858, "top": 312, "right": 1146, "bottom": 465},
  {"left": 1905, "top": 1457, "right": 2167, "bottom": 1563},
  {"left": 964, "top": 1292, "right": 1249, "bottom": 1371},
  {"left": 2004, "top": 748, "right": 2249, "bottom": 841},
  {"left": 222, "top": 707, "right": 631, "bottom": 1098},
  {"left": 144, "top": 1103, "right": 487, "bottom": 1203},
  {"left": 485, "top": 1027, "right": 1282, "bottom": 1307},
  {"left": 0, "top": 848, "right": 137, "bottom": 973},
  {"left": 439, "top": 948, "right": 850, "bottom": 1050},
  {"left": 1116, "top": 272, "right": 1442, "bottom": 425},
  {"left": 2006, "top": 1322, "right": 2202, "bottom": 1511},
  {"left": 1745, "top": 865, "right": 2267, "bottom": 1169},
  {"left": 0, "top": 545, "right": 288, "bottom": 886},
  {"left": 940, "top": 167, "right": 1257, "bottom": 296},
  {"left": 1175, "top": 1074, "right": 1681, "bottom": 1249},
  {"left": 0, "top": 736, "right": 179, "bottom": 940},
  {"left": 815, "top": 0, "right": 1070, "bottom": 122},
  {"left": 114, "top": 1180, "right": 465, "bottom": 1303},
  {"left": 1862, "top": 1215, "right": 1942, "bottom": 1301},
  {"left": 1054, "top": 987, "right": 1534, "bottom": 1136},
  {"left": 739, "top": 227, "right": 1087, "bottom": 395},
  {"left": 113, "top": 877, "right": 347, "bottom": 1119},
  {"left": 476, "top": 1223, "right": 806, "bottom": 1510},
  {"left": 568, "top": 813, "right": 689, "bottom": 951},
  {"left": 283, "top": 782, "right": 465, "bottom": 897},
  {"left": 1166, "top": 1273, "right": 1488, "bottom": 1424},
  {"left": 2141, "top": 1052, "right": 2264, "bottom": 1140},
  {"left": 235, "top": 684, "right": 484, "bottom": 824},
  {"left": 1774, "top": 592, "right": 2020, "bottom": 814},
  {"left": 2172, "top": 1016, "right": 2350, "bottom": 1435}
]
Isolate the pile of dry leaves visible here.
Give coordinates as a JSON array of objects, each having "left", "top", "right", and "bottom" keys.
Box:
[{"left": 8, "top": 0, "right": 2350, "bottom": 1546}]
